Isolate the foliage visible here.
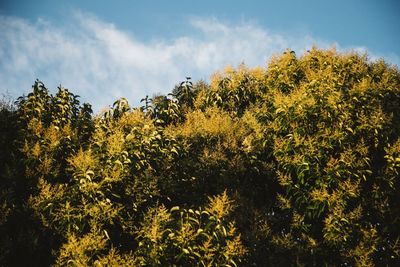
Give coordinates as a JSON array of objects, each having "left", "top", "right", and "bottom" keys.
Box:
[
  {"left": 135, "top": 191, "right": 246, "bottom": 266},
  {"left": 0, "top": 48, "right": 399, "bottom": 266}
]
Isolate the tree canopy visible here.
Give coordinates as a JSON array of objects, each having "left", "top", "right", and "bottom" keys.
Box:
[{"left": 1, "top": 47, "right": 400, "bottom": 266}]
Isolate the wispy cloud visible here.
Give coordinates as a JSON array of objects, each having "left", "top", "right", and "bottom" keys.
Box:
[{"left": 0, "top": 12, "right": 397, "bottom": 112}]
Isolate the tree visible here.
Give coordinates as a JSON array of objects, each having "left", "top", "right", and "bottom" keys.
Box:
[{"left": 0, "top": 48, "right": 399, "bottom": 266}]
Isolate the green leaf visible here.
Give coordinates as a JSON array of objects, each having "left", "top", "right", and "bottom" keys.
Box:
[{"left": 170, "top": 206, "right": 180, "bottom": 212}]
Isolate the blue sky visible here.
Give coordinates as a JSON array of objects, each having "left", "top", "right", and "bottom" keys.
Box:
[{"left": 1, "top": 0, "right": 399, "bottom": 111}]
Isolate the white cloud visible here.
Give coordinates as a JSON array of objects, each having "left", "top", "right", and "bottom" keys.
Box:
[{"left": 0, "top": 12, "right": 398, "bottom": 112}]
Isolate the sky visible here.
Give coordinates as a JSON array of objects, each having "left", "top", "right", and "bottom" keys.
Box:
[{"left": 1, "top": 0, "right": 399, "bottom": 112}]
